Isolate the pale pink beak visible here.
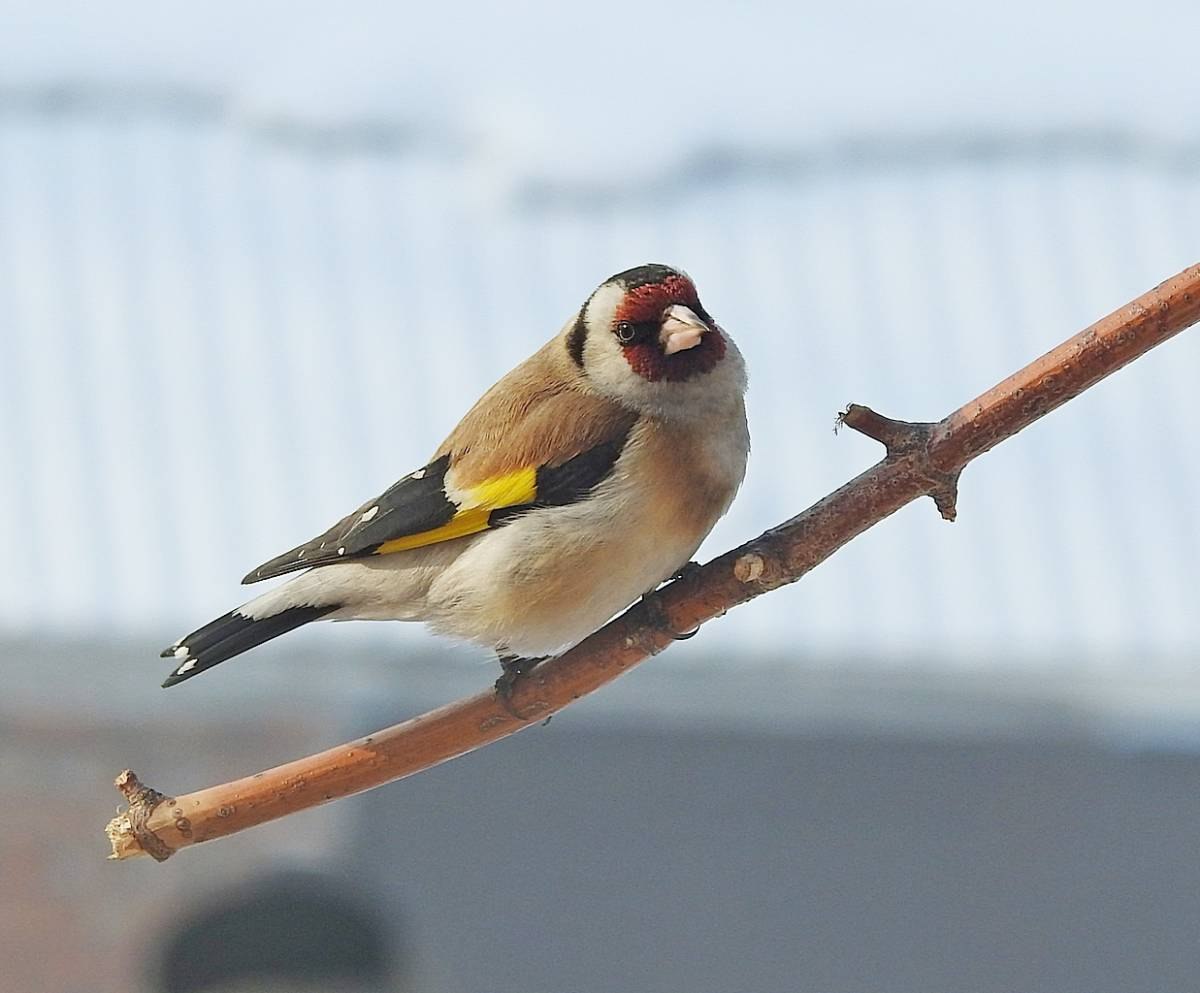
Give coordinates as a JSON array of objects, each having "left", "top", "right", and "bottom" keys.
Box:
[{"left": 660, "top": 304, "right": 708, "bottom": 355}]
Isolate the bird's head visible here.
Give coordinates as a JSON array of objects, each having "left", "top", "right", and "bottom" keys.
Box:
[{"left": 568, "top": 264, "right": 746, "bottom": 417}]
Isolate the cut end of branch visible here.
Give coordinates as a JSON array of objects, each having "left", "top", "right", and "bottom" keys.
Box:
[
  {"left": 733, "top": 553, "right": 766, "bottom": 583},
  {"left": 838, "top": 404, "right": 933, "bottom": 456},
  {"left": 105, "top": 811, "right": 142, "bottom": 861},
  {"left": 106, "top": 770, "right": 174, "bottom": 862}
]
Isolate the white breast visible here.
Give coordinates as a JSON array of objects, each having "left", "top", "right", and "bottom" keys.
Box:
[{"left": 422, "top": 408, "right": 749, "bottom": 656}]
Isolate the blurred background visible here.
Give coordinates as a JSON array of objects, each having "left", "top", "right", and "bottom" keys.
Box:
[{"left": 2, "top": 2, "right": 1200, "bottom": 990}]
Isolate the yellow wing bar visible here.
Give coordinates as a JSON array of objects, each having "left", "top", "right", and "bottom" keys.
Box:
[{"left": 374, "top": 466, "right": 537, "bottom": 555}]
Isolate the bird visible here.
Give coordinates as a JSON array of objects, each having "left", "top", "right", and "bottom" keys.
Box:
[{"left": 160, "top": 263, "right": 749, "bottom": 689}]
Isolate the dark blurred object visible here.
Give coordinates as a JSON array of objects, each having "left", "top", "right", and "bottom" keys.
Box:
[
  {"left": 153, "top": 870, "right": 399, "bottom": 993},
  {"left": 356, "top": 720, "right": 1200, "bottom": 993}
]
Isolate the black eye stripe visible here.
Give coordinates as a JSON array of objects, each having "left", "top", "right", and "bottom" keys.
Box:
[{"left": 566, "top": 310, "right": 588, "bottom": 366}]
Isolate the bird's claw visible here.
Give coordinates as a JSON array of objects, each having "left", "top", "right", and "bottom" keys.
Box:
[
  {"left": 638, "top": 590, "right": 701, "bottom": 641},
  {"left": 494, "top": 654, "right": 546, "bottom": 698},
  {"left": 670, "top": 560, "right": 703, "bottom": 583}
]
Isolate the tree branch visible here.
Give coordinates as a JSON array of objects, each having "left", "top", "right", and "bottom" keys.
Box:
[{"left": 107, "top": 263, "right": 1200, "bottom": 862}]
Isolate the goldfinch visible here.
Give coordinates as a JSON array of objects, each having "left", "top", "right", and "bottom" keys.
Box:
[{"left": 161, "top": 264, "right": 749, "bottom": 687}]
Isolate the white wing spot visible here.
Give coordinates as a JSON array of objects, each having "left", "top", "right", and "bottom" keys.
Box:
[
  {"left": 178, "top": 658, "right": 198, "bottom": 674},
  {"left": 360, "top": 506, "right": 379, "bottom": 523},
  {"left": 337, "top": 546, "right": 346, "bottom": 556},
  {"left": 173, "top": 645, "right": 189, "bottom": 659},
  {"left": 411, "top": 468, "right": 426, "bottom": 480}
]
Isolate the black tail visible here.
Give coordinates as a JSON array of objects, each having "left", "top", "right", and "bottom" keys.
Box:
[{"left": 160, "top": 604, "right": 338, "bottom": 687}]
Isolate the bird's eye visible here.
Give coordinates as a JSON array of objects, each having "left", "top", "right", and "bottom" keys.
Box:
[{"left": 615, "top": 322, "right": 637, "bottom": 343}]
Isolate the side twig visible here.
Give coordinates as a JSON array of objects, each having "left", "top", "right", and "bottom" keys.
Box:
[{"left": 107, "top": 263, "right": 1200, "bottom": 861}]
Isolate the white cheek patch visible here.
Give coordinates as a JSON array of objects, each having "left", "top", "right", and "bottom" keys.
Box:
[
  {"left": 581, "top": 283, "right": 643, "bottom": 394},
  {"left": 585, "top": 281, "right": 624, "bottom": 328}
]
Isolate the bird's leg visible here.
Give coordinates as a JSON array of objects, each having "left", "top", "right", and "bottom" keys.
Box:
[
  {"left": 494, "top": 653, "right": 547, "bottom": 697},
  {"left": 643, "top": 554, "right": 705, "bottom": 638},
  {"left": 638, "top": 589, "right": 700, "bottom": 640},
  {"left": 670, "top": 560, "right": 703, "bottom": 583},
  {"left": 635, "top": 561, "right": 705, "bottom": 641}
]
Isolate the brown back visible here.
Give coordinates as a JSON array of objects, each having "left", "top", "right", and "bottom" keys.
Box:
[{"left": 436, "top": 336, "right": 638, "bottom": 487}]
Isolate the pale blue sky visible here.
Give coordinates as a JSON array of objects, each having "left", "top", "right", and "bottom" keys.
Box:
[{"left": 3, "top": 1, "right": 1199, "bottom": 186}]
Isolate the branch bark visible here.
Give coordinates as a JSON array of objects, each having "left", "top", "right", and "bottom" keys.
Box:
[{"left": 107, "top": 263, "right": 1200, "bottom": 862}]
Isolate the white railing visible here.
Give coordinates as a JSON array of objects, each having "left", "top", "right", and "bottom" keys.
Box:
[{"left": 1, "top": 89, "right": 1197, "bottom": 675}]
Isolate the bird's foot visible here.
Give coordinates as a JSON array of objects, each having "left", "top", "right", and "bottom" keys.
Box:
[
  {"left": 494, "top": 654, "right": 547, "bottom": 698},
  {"left": 638, "top": 590, "right": 700, "bottom": 640},
  {"left": 670, "top": 560, "right": 703, "bottom": 583}
]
